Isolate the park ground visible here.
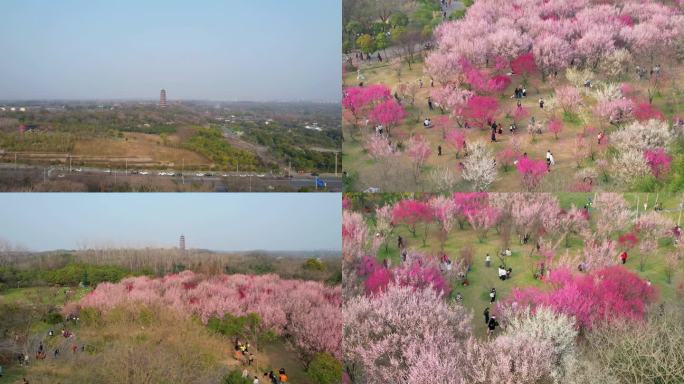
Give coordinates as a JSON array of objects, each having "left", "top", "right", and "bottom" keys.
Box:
[
  {"left": 354, "top": 192, "right": 684, "bottom": 337},
  {"left": 343, "top": 57, "right": 684, "bottom": 192}
]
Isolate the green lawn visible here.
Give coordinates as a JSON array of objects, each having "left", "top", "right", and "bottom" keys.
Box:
[
  {"left": 0, "top": 366, "right": 27, "bottom": 384},
  {"left": 1, "top": 286, "right": 92, "bottom": 306}
]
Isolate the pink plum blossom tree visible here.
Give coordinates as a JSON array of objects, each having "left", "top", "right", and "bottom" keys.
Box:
[
  {"left": 343, "top": 284, "right": 471, "bottom": 384},
  {"left": 77, "top": 271, "right": 342, "bottom": 366},
  {"left": 406, "top": 135, "right": 432, "bottom": 181},
  {"left": 548, "top": 117, "right": 563, "bottom": 139}
]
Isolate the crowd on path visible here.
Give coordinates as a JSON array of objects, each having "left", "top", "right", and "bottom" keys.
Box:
[{"left": 234, "top": 338, "right": 288, "bottom": 384}]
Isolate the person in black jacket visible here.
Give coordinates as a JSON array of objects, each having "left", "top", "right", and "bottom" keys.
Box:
[
  {"left": 487, "top": 316, "right": 499, "bottom": 336},
  {"left": 483, "top": 307, "right": 490, "bottom": 325}
]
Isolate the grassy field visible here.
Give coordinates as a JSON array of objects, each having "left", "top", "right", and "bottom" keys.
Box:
[
  {"left": 357, "top": 193, "right": 684, "bottom": 337},
  {"left": 343, "top": 58, "right": 684, "bottom": 192},
  {"left": 1, "top": 287, "right": 91, "bottom": 306},
  {"left": 73, "top": 132, "right": 210, "bottom": 167},
  {"left": 0, "top": 286, "right": 318, "bottom": 384}
]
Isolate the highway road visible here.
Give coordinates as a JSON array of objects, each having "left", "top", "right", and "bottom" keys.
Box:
[{"left": 0, "top": 163, "right": 343, "bottom": 192}]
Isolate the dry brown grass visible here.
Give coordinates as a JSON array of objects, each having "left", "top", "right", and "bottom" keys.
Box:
[{"left": 73, "top": 132, "right": 209, "bottom": 167}]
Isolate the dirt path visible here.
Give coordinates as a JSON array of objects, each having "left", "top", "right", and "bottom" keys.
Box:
[{"left": 223, "top": 342, "right": 312, "bottom": 384}]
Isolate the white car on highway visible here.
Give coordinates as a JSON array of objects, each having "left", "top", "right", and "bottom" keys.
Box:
[
  {"left": 195, "top": 172, "right": 205, "bottom": 177},
  {"left": 139, "top": 171, "right": 149, "bottom": 175}
]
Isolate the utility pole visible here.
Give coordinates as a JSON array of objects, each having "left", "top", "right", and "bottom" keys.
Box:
[
  {"left": 125, "top": 159, "right": 128, "bottom": 175},
  {"left": 14, "top": 152, "right": 17, "bottom": 170},
  {"left": 334, "top": 152, "right": 338, "bottom": 176},
  {"left": 182, "top": 158, "right": 185, "bottom": 185},
  {"left": 69, "top": 154, "right": 72, "bottom": 173}
]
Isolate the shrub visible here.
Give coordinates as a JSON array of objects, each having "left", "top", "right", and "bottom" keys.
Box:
[
  {"left": 207, "top": 313, "right": 261, "bottom": 340},
  {"left": 308, "top": 352, "right": 343, "bottom": 384},
  {"left": 44, "top": 311, "right": 64, "bottom": 325},
  {"left": 303, "top": 258, "right": 325, "bottom": 272},
  {"left": 223, "top": 371, "right": 252, "bottom": 384}
]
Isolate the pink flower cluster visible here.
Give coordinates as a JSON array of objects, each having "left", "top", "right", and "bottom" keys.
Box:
[
  {"left": 76, "top": 271, "right": 342, "bottom": 359},
  {"left": 643, "top": 148, "right": 672, "bottom": 179},
  {"left": 359, "top": 255, "right": 451, "bottom": 297},
  {"left": 506, "top": 266, "right": 657, "bottom": 330},
  {"left": 516, "top": 156, "right": 548, "bottom": 190}
]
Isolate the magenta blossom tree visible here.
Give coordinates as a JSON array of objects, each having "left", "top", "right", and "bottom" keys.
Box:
[
  {"left": 504, "top": 266, "right": 657, "bottom": 331},
  {"left": 457, "top": 96, "right": 499, "bottom": 130},
  {"left": 445, "top": 128, "right": 466, "bottom": 157},
  {"left": 342, "top": 85, "right": 391, "bottom": 130},
  {"left": 369, "top": 99, "right": 407, "bottom": 136},
  {"left": 453, "top": 192, "right": 489, "bottom": 230},
  {"left": 516, "top": 157, "right": 548, "bottom": 191},
  {"left": 634, "top": 102, "right": 665, "bottom": 122},
  {"left": 391, "top": 199, "right": 433, "bottom": 237},
  {"left": 643, "top": 148, "right": 672, "bottom": 179},
  {"left": 497, "top": 146, "right": 519, "bottom": 172},
  {"left": 510, "top": 52, "right": 538, "bottom": 83}
]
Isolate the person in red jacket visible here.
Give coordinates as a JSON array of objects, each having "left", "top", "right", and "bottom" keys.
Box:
[{"left": 620, "top": 251, "right": 628, "bottom": 264}]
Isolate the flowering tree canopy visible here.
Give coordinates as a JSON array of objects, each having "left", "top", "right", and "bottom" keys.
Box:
[
  {"left": 76, "top": 271, "right": 342, "bottom": 361},
  {"left": 516, "top": 157, "right": 548, "bottom": 191},
  {"left": 505, "top": 266, "right": 657, "bottom": 330},
  {"left": 344, "top": 284, "right": 471, "bottom": 384}
]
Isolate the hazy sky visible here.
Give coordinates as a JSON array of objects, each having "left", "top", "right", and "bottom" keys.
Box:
[
  {"left": 0, "top": 193, "right": 341, "bottom": 251},
  {"left": 0, "top": 0, "right": 341, "bottom": 102}
]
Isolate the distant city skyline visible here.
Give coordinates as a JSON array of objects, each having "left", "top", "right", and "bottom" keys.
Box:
[
  {"left": 0, "top": 0, "right": 341, "bottom": 102},
  {"left": 0, "top": 193, "right": 341, "bottom": 252}
]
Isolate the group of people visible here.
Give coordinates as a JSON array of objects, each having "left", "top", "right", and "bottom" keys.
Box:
[
  {"left": 483, "top": 307, "right": 499, "bottom": 336},
  {"left": 234, "top": 339, "right": 255, "bottom": 367},
  {"left": 512, "top": 85, "right": 527, "bottom": 99},
  {"left": 234, "top": 339, "right": 289, "bottom": 384},
  {"left": 263, "top": 369, "right": 288, "bottom": 384},
  {"left": 242, "top": 368, "right": 288, "bottom": 384},
  {"left": 440, "top": 252, "right": 453, "bottom": 272},
  {"left": 353, "top": 51, "right": 382, "bottom": 63},
  {"left": 533, "top": 262, "right": 546, "bottom": 280},
  {"left": 497, "top": 265, "right": 513, "bottom": 280},
  {"left": 635, "top": 64, "right": 661, "bottom": 79}
]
